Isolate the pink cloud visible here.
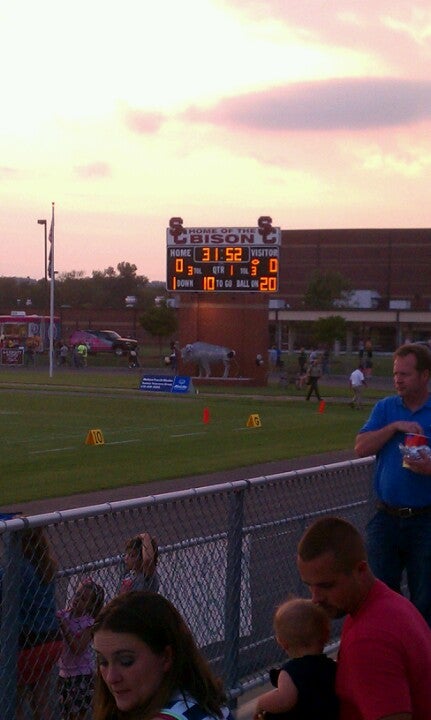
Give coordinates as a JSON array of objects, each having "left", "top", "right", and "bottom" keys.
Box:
[
  {"left": 0, "top": 166, "right": 17, "bottom": 177},
  {"left": 184, "top": 78, "right": 431, "bottom": 132},
  {"left": 217, "top": 1, "right": 431, "bottom": 77},
  {"left": 74, "top": 162, "right": 111, "bottom": 179},
  {"left": 124, "top": 108, "right": 166, "bottom": 134}
]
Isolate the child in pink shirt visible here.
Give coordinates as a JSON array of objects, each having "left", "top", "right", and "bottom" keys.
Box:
[{"left": 57, "top": 578, "right": 104, "bottom": 720}]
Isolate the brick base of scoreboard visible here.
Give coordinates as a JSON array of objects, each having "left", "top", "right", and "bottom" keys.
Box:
[{"left": 175, "top": 293, "right": 270, "bottom": 386}]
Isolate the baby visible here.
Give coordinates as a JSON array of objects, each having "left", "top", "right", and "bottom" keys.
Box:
[{"left": 254, "top": 598, "right": 338, "bottom": 720}]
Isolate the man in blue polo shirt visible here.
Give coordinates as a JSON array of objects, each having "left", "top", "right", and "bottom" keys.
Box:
[{"left": 355, "top": 342, "right": 431, "bottom": 625}]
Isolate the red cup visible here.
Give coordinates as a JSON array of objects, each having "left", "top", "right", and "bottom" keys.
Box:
[{"left": 403, "top": 433, "right": 427, "bottom": 468}]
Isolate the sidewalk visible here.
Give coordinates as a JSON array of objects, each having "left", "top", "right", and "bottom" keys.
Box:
[{"left": 236, "top": 683, "right": 270, "bottom": 720}]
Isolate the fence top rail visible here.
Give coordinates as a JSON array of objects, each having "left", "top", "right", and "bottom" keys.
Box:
[
  {"left": 0, "top": 456, "right": 375, "bottom": 532},
  {"left": 246, "top": 455, "right": 375, "bottom": 486}
]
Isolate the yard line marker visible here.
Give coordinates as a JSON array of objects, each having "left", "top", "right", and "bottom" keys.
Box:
[
  {"left": 30, "top": 447, "right": 74, "bottom": 454},
  {"left": 104, "top": 439, "right": 141, "bottom": 446},
  {"left": 246, "top": 413, "right": 262, "bottom": 428},
  {"left": 85, "top": 429, "right": 105, "bottom": 445},
  {"left": 171, "top": 431, "right": 207, "bottom": 438}
]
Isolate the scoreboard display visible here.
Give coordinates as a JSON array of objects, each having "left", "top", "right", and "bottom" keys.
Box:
[{"left": 166, "top": 225, "right": 281, "bottom": 293}]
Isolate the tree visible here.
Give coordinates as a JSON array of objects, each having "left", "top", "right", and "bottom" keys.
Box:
[
  {"left": 55, "top": 263, "right": 151, "bottom": 309},
  {"left": 0, "top": 263, "right": 154, "bottom": 313},
  {"left": 304, "top": 271, "right": 352, "bottom": 310},
  {"left": 139, "top": 301, "right": 178, "bottom": 354},
  {"left": 0, "top": 277, "right": 27, "bottom": 310},
  {"left": 116, "top": 262, "right": 137, "bottom": 279},
  {"left": 55, "top": 271, "right": 95, "bottom": 308},
  {"left": 313, "top": 315, "right": 347, "bottom": 347}
]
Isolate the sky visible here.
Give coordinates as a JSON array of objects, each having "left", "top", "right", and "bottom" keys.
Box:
[{"left": 1, "top": 0, "right": 431, "bottom": 283}]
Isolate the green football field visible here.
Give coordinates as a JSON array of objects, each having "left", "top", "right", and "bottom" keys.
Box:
[{"left": 0, "top": 368, "right": 376, "bottom": 504}]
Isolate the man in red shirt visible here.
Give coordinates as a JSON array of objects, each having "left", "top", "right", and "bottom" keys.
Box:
[{"left": 297, "top": 516, "right": 431, "bottom": 720}]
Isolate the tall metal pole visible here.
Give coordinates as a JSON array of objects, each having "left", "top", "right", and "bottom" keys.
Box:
[
  {"left": 387, "top": 237, "right": 392, "bottom": 309},
  {"left": 37, "top": 218, "right": 49, "bottom": 317},
  {"left": 49, "top": 203, "right": 55, "bottom": 378},
  {"left": 44, "top": 222, "right": 47, "bottom": 284}
]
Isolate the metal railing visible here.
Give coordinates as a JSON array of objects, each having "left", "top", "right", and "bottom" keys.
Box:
[{"left": 0, "top": 456, "right": 375, "bottom": 719}]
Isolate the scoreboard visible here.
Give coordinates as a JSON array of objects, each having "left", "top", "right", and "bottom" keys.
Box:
[{"left": 166, "top": 225, "right": 281, "bottom": 293}]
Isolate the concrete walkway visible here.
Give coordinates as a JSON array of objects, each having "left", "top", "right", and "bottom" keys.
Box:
[{"left": 236, "top": 683, "right": 270, "bottom": 720}]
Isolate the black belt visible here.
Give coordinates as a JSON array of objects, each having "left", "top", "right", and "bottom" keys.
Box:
[{"left": 377, "top": 501, "right": 431, "bottom": 518}]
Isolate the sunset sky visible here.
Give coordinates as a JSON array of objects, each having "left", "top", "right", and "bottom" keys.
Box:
[{"left": 2, "top": 0, "right": 431, "bottom": 283}]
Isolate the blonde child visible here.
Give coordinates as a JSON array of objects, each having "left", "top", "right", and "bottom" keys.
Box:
[
  {"left": 254, "top": 598, "right": 338, "bottom": 720},
  {"left": 57, "top": 578, "right": 105, "bottom": 720},
  {"left": 119, "top": 531, "right": 159, "bottom": 593}
]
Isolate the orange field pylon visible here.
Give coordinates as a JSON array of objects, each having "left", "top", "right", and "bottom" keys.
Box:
[
  {"left": 203, "top": 407, "right": 210, "bottom": 424},
  {"left": 318, "top": 400, "right": 326, "bottom": 414}
]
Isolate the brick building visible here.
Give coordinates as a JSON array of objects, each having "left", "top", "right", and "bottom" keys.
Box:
[{"left": 279, "top": 228, "right": 431, "bottom": 310}]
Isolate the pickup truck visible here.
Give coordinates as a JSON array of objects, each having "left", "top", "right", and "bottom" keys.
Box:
[{"left": 69, "top": 329, "right": 138, "bottom": 356}]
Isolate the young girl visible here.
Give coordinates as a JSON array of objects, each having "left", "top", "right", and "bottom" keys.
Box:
[
  {"left": 57, "top": 578, "right": 105, "bottom": 720},
  {"left": 119, "top": 532, "right": 159, "bottom": 594}
]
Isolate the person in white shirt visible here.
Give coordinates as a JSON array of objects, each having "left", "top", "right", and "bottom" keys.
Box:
[{"left": 349, "top": 364, "right": 366, "bottom": 409}]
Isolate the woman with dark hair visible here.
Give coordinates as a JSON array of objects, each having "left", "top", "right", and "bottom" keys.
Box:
[
  {"left": 92, "top": 591, "right": 233, "bottom": 720},
  {"left": 16, "top": 527, "right": 62, "bottom": 719}
]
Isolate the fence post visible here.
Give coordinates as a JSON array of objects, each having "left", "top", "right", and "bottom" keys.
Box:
[
  {"left": 0, "top": 528, "right": 23, "bottom": 720},
  {"left": 223, "top": 488, "right": 245, "bottom": 706}
]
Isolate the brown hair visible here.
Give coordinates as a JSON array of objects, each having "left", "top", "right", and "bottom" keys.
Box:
[
  {"left": 394, "top": 343, "right": 431, "bottom": 373},
  {"left": 77, "top": 578, "right": 105, "bottom": 619},
  {"left": 297, "top": 516, "right": 366, "bottom": 573},
  {"left": 125, "top": 534, "right": 158, "bottom": 573},
  {"left": 274, "top": 598, "right": 330, "bottom": 651},
  {"left": 93, "top": 592, "right": 226, "bottom": 720},
  {"left": 21, "top": 527, "right": 58, "bottom": 584}
]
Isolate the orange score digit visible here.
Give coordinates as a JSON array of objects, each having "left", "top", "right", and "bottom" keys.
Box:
[
  {"left": 251, "top": 258, "right": 259, "bottom": 276},
  {"left": 225, "top": 247, "right": 242, "bottom": 262}
]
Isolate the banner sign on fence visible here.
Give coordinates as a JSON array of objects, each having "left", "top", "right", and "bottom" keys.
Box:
[
  {"left": 0, "top": 348, "right": 24, "bottom": 365},
  {"left": 139, "top": 375, "right": 192, "bottom": 394}
]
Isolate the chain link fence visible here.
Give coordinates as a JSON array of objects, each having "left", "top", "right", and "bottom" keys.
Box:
[{"left": 0, "top": 457, "right": 375, "bottom": 719}]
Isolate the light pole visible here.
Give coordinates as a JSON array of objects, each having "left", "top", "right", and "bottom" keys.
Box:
[
  {"left": 125, "top": 295, "right": 137, "bottom": 337},
  {"left": 387, "top": 236, "right": 393, "bottom": 309},
  {"left": 37, "top": 219, "right": 47, "bottom": 282}
]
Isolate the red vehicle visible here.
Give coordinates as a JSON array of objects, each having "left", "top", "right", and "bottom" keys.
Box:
[{"left": 69, "top": 329, "right": 138, "bottom": 356}]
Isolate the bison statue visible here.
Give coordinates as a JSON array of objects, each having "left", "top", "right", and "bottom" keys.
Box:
[{"left": 181, "top": 341, "right": 236, "bottom": 378}]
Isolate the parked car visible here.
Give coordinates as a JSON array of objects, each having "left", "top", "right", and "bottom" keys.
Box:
[{"left": 69, "top": 329, "right": 138, "bottom": 356}]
